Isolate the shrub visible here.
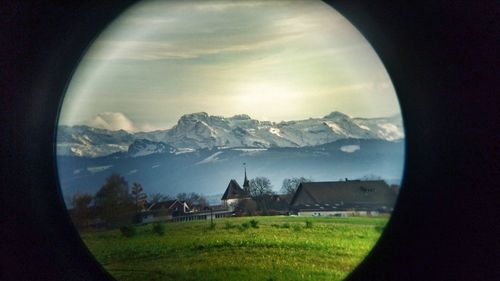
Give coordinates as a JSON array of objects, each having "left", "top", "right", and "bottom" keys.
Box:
[
  {"left": 208, "top": 222, "right": 216, "bottom": 230},
  {"left": 375, "top": 225, "right": 385, "bottom": 233},
  {"left": 270, "top": 224, "right": 280, "bottom": 228},
  {"left": 225, "top": 222, "right": 236, "bottom": 229},
  {"left": 120, "top": 225, "right": 136, "bottom": 237},
  {"left": 281, "top": 223, "right": 290, "bottom": 229},
  {"left": 305, "top": 220, "right": 313, "bottom": 229},
  {"left": 266, "top": 210, "right": 281, "bottom": 216},
  {"left": 152, "top": 223, "right": 165, "bottom": 235},
  {"left": 292, "top": 224, "right": 302, "bottom": 232},
  {"left": 237, "top": 224, "right": 249, "bottom": 232},
  {"left": 249, "top": 219, "right": 259, "bottom": 228}
]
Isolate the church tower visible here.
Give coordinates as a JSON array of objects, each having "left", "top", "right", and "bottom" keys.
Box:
[{"left": 243, "top": 163, "right": 250, "bottom": 191}]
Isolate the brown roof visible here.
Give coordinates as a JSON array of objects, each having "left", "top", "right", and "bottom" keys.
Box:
[
  {"left": 290, "top": 180, "right": 398, "bottom": 211},
  {"left": 221, "top": 179, "right": 250, "bottom": 200}
]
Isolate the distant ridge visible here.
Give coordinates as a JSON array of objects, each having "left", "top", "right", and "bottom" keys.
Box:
[{"left": 57, "top": 111, "right": 404, "bottom": 157}]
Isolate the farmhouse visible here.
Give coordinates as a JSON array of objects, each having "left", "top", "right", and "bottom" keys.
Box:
[
  {"left": 148, "top": 199, "right": 191, "bottom": 217},
  {"left": 289, "top": 180, "right": 398, "bottom": 217}
]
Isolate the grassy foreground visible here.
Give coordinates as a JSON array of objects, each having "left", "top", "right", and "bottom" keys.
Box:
[{"left": 81, "top": 216, "right": 388, "bottom": 281}]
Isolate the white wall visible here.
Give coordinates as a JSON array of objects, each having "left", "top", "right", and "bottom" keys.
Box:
[{"left": 297, "top": 210, "right": 380, "bottom": 217}]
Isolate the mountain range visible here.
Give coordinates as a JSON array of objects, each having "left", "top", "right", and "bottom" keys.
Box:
[
  {"left": 57, "top": 139, "right": 405, "bottom": 205},
  {"left": 56, "top": 111, "right": 405, "bottom": 205},
  {"left": 57, "top": 111, "right": 404, "bottom": 158}
]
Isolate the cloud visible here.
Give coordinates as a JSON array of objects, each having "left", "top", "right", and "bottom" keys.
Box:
[
  {"left": 190, "top": 1, "right": 266, "bottom": 12},
  {"left": 340, "top": 145, "right": 360, "bottom": 153},
  {"left": 84, "top": 112, "right": 163, "bottom": 132},
  {"left": 85, "top": 1, "right": 334, "bottom": 62},
  {"left": 60, "top": 0, "right": 402, "bottom": 128},
  {"left": 88, "top": 30, "right": 302, "bottom": 61},
  {"left": 85, "top": 112, "right": 137, "bottom": 132}
]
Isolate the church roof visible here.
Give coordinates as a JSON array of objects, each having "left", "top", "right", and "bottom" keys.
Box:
[
  {"left": 221, "top": 179, "right": 250, "bottom": 200},
  {"left": 290, "top": 180, "right": 397, "bottom": 210}
]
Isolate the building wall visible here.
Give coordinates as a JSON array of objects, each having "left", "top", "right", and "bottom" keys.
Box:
[
  {"left": 298, "top": 211, "right": 350, "bottom": 217},
  {"left": 142, "top": 214, "right": 172, "bottom": 223},
  {"left": 297, "top": 210, "right": 380, "bottom": 217},
  {"left": 224, "top": 198, "right": 240, "bottom": 209}
]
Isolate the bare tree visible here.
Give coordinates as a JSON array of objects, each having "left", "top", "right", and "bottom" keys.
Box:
[
  {"left": 176, "top": 192, "right": 189, "bottom": 203},
  {"left": 176, "top": 192, "right": 207, "bottom": 207},
  {"left": 194, "top": 194, "right": 208, "bottom": 208},
  {"left": 359, "top": 174, "right": 383, "bottom": 180},
  {"left": 281, "top": 177, "right": 313, "bottom": 196},
  {"left": 249, "top": 177, "right": 274, "bottom": 212},
  {"left": 149, "top": 193, "right": 171, "bottom": 204},
  {"left": 249, "top": 177, "right": 273, "bottom": 197}
]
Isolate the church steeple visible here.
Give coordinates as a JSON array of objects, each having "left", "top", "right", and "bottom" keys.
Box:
[{"left": 243, "top": 163, "right": 250, "bottom": 190}]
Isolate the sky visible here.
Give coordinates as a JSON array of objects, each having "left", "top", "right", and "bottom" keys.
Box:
[{"left": 58, "top": 0, "right": 402, "bottom": 132}]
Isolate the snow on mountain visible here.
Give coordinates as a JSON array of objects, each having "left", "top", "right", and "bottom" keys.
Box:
[
  {"left": 351, "top": 115, "right": 405, "bottom": 141},
  {"left": 57, "top": 139, "right": 405, "bottom": 201},
  {"left": 127, "top": 139, "right": 176, "bottom": 157},
  {"left": 195, "top": 151, "right": 224, "bottom": 165},
  {"left": 57, "top": 111, "right": 404, "bottom": 157},
  {"left": 57, "top": 125, "right": 134, "bottom": 157}
]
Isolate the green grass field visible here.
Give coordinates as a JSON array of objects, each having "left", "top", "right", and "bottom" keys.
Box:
[{"left": 81, "top": 216, "right": 388, "bottom": 281}]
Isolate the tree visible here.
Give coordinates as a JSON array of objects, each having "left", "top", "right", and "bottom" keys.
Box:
[
  {"left": 236, "top": 198, "right": 257, "bottom": 216},
  {"left": 176, "top": 192, "right": 208, "bottom": 208},
  {"left": 281, "top": 177, "right": 313, "bottom": 196},
  {"left": 149, "top": 193, "right": 171, "bottom": 204},
  {"left": 249, "top": 177, "right": 274, "bottom": 212},
  {"left": 131, "top": 182, "right": 147, "bottom": 212},
  {"left": 176, "top": 192, "right": 189, "bottom": 204},
  {"left": 94, "top": 173, "right": 134, "bottom": 227},
  {"left": 71, "top": 193, "right": 93, "bottom": 230},
  {"left": 359, "top": 174, "right": 383, "bottom": 180},
  {"left": 249, "top": 177, "right": 273, "bottom": 197}
]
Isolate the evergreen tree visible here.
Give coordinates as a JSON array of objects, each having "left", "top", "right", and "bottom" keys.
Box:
[
  {"left": 131, "top": 182, "right": 147, "bottom": 212},
  {"left": 95, "top": 173, "right": 134, "bottom": 227},
  {"left": 71, "top": 193, "right": 93, "bottom": 230}
]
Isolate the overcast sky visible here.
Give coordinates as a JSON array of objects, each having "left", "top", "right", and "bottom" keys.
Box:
[{"left": 58, "top": 0, "right": 401, "bottom": 132}]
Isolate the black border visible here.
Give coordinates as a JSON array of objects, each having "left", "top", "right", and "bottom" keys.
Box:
[{"left": 2, "top": 1, "right": 497, "bottom": 280}]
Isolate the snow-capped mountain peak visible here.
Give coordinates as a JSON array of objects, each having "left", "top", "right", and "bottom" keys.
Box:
[
  {"left": 57, "top": 111, "right": 404, "bottom": 157},
  {"left": 128, "top": 139, "right": 175, "bottom": 157}
]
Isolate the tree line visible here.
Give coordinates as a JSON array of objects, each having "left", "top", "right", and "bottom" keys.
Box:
[
  {"left": 236, "top": 176, "right": 313, "bottom": 215},
  {"left": 70, "top": 173, "right": 314, "bottom": 230},
  {"left": 70, "top": 173, "right": 208, "bottom": 230}
]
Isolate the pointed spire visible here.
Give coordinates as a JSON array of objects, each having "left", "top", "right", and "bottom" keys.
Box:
[{"left": 243, "top": 163, "right": 250, "bottom": 189}]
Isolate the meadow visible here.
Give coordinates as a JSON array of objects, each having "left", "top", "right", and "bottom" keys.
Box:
[{"left": 81, "top": 216, "right": 388, "bottom": 281}]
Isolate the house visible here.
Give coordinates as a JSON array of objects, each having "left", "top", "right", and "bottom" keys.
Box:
[
  {"left": 289, "top": 180, "right": 398, "bottom": 216},
  {"left": 148, "top": 199, "right": 191, "bottom": 217},
  {"left": 190, "top": 204, "right": 211, "bottom": 213}
]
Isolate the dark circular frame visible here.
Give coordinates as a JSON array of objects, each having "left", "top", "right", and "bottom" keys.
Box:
[{"left": 3, "top": 1, "right": 496, "bottom": 281}]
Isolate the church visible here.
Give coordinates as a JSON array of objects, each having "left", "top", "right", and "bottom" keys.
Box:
[{"left": 221, "top": 164, "right": 251, "bottom": 208}]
